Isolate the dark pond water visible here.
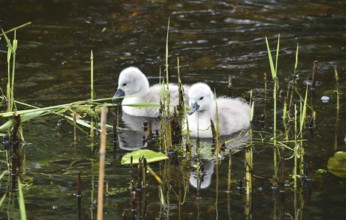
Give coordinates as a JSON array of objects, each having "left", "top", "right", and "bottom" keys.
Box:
[{"left": 1, "top": 0, "right": 346, "bottom": 219}]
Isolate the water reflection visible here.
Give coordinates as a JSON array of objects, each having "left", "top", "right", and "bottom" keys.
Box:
[
  {"left": 190, "top": 158, "right": 216, "bottom": 189},
  {"left": 117, "top": 112, "right": 160, "bottom": 151},
  {"left": 117, "top": 110, "right": 250, "bottom": 191},
  {"left": 189, "top": 132, "right": 250, "bottom": 189}
]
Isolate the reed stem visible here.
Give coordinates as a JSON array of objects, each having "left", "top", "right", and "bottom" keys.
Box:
[
  {"left": 312, "top": 61, "right": 318, "bottom": 90},
  {"left": 335, "top": 68, "right": 340, "bottom": 110},
  {"left": 227, "top": 149, "right": 232, "bottom": 193},
  {"left": 17, "top": 178, "right": 27, "bottom": 220},
  {"left": 10, "top": 31, "right": 18, "bottom": 112},
  {"left": 90, "top": 50, "right": 95, "bottom": 138},
  {"left": 265, "top": 35, "right": 280, "bottom": 179},
  {"left": 245, "top": 90, "right": 254, "bottom": 194},
  {"left": 293, "top": 105, "right": 298, "bottom": 189},
  {"left": 0, "top": 22, "right": 31, "bottom": 37},
  {"left": 97, "top": 106, "right": 108, "bottom": 220}
]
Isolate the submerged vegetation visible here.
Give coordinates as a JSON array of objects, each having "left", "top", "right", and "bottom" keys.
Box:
[{"left": 0, "top": 22, "right": 343, "bottom": 219}]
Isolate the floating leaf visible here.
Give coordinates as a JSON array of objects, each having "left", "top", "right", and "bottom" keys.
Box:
[
  {"left": 121, "top": 149, "right": 168, "bottom": 165},
  {"left": 327, "top": 151, "right": 346, "bottom": 178}
]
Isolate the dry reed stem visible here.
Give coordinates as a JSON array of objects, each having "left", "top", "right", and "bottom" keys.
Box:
[{"left": 97, "top": 106, "right": 108, "bottom": 220}]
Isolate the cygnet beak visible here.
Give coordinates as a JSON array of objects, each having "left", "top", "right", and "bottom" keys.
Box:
[
  {"left": 188, "top": 101, "right": 200, "bottom": 115},
  {"left": 112, "top": 88, "right": 125, "bottom": 102}
]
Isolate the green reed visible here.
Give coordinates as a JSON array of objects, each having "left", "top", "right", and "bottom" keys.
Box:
[
  {"left": 213, "top": 89, "right": 221, "bottom": 160},
  {"left": 335, "top": 68, "right": 340, "bottom": 111},
  {"left": 245, "top": 90, "right": 254, "bottom": 194},
  {"left": 265, "top": 35, "right": 280, "bottom": 179},
  {"left": 334, "top": 68, "right": 340, "bottom": 151},
  {"left": 1, "top": 29, "right": 18, "bottom": 113},
  {"left": 0, "top": 22, "right": 31, "bottom": 37},
  {"left": 265, "top": 36, "right": 311, "bottom": 190},
  {"left": 17, "top": 178, "right": 27, "bottom": 220}
]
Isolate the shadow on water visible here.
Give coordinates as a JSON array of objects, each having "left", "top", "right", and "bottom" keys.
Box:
[{"left": 1, "top": 0, "right": 346, "bottom": 219}]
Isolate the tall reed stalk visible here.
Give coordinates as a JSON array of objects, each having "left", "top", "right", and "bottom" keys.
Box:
[
  {"left": 164, "top": 18, "right": 171, "bottom": 117},
  {"left": 245, "top": 90, "right": 254, "bottom": 194},
  {"left": 293, "top": 105, "right": 298, "bottom": 189},
  {"left": 97, "top": 106, "right": 108, "bottom": 220},
  {"left": 2, "top": 30, "right": 18, "bottom": 113},
  {"left": 90, "top": 50, "right": 95, "bottom": 138},
  {"left": 334, "top": 68, "right": 340, "bottom": 151},
  {"left": 265, "top": 35, "right": 280, "bottom": 180},
  {"left": 298, "top": 86, "right": 308, "bottom": 179}
]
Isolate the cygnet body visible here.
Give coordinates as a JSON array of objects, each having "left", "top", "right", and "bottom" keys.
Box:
[
  {"left": 186, "top": 82, "right": 250, "bottom": 138},
  {"left": 113, "top": 67, "right": 187, "bottom": 117}
]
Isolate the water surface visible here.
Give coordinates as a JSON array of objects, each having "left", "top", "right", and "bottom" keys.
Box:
[{"left": 1, "top": 1, "right": 346, "bottom": 219}]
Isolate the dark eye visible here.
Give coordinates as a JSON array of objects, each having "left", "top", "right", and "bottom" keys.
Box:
[
  {"left": 122, "top": 83, "right": 127, "bottom": 87},
  {"left": 199, "top": 97, "right": 204, "bottom": 100}
]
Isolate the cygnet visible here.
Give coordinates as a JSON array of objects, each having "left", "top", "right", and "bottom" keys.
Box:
[
  {"left": 186, "top": 82, "right": 250, "bottom": 138},
  {"left": 113, "top": 67, "right": 187, "bottom": 117}
]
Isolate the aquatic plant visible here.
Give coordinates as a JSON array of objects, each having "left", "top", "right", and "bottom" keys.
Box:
[
  {"left": 265, "top": 35, "right": 280, "bottom": 180},
  {"left": 265, "top": 35, "right": 313, "bottom": 190}
]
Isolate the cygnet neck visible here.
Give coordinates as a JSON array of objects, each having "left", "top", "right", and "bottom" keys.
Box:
[{"left": 134, "top": 75, "right": 150, "bottom": 96}]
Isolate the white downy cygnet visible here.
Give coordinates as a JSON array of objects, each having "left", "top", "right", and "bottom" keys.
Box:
[
  {"left": 113, "top": 67, "right": 187, "bottom": 117},
  {"left": 186, "top": 82, "right": 250, "bottom": 138}
]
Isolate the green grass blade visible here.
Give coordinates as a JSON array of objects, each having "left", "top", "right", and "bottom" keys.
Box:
[
  {"left": 275, "top": 34, "right": 280, "bottom": 74},
  {"left": 265, "top": 36, "right": 277, "bottom": 80},
  {"left": 299, "top": 86, "right": 309, "bottom": 133},
  {"left": 294, "top": 43, "right": 299, "bottom": 71},
  {"left": 165, "top": 17, "right": 170, "bottom": 76}
]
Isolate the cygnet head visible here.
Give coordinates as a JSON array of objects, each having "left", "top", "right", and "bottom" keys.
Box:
[
  {"left": 113, "top": 67, "right": 150, "bottom": 101},
  {"left": 188, "top": 83, "right": 214, "bottom": 115}
]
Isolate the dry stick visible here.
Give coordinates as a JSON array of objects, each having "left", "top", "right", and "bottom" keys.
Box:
[
  {"left": 73, "top": 112, "right": 77, "bottom": 142},
  {"left": 311, "top": 61, "right": 318, "bottom": 90},
  {"left": 97, "top": 106, "right": 108, "bottom": 220},
  {"left": 227, "top": 148, "right": 232, "bottom": 193},
  {"left": 77, "top": 172, "right": 82, "bottom": 197}
]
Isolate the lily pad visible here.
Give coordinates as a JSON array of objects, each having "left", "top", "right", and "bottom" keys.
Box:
[
  {"left": 121, "top": 149, "right": 169, "bottom": 165},
  {"left": 327, "top": 151, "right": 346, "bottom": 178}
]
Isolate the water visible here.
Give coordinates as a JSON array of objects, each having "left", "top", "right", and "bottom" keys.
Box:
[{"left": 1, "top": 0, "right": 346, "bottom": 219}]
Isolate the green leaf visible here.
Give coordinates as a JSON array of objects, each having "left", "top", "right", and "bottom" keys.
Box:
[
  {"left": 121, "top": 149, "right": 169, "bottom": 165},
  {"left": 327, "top": 151, "right": 346, "bottom": 178},
  {"left": 265, "top": 36, "right": 276, "bottom": 80},
  {"left": 0, "top": 110, "right": 48, "bottom": 132}
]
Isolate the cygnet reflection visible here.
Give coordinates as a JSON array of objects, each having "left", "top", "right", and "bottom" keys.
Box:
[
  {"left": 117, "top": 112, "right": 160, "bottom": 151},
  {"left": 189, "top": 158, "right": 216, "bottom": 189},
  {"left": 188, "top": 132, "right": 250, "bottom": 189}
]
